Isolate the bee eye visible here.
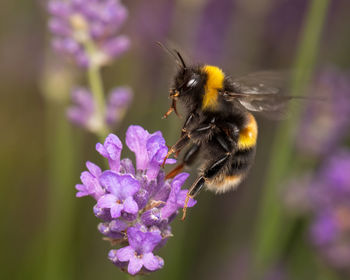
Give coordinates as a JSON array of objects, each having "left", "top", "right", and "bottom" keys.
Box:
[{"left": 187, "top": 78, "right": 198, "bottom": 88}]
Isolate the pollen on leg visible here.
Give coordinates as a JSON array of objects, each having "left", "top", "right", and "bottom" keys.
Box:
[{"left": 181, "top": 193, "right": 192, "bottom": 220}]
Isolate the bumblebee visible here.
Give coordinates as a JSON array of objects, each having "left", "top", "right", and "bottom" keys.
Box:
[{"left": 160, "top": 45, "right": 297, "bottom": 218}]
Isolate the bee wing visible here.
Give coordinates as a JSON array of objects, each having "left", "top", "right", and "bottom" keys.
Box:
[
  {"left": 223, "top": 71, "right": 305, "bottom": 119},
  {"left": 231, "top": 70, "right": 288, "bottom": 95}
]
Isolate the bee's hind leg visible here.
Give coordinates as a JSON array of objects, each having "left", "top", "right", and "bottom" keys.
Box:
[
  {"left": 182, "top": 152, "right": 230, "bottom": 220},
  {"left": 166, "top": 144, "right": 200, "bottom": 179}
]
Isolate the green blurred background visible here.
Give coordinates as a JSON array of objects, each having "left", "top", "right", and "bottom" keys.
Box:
[{"left": 1, "top": 0, "right": 350, "bottom": 279}]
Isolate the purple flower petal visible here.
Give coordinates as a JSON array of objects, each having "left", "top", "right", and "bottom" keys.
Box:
[
  {"left": 67, "top": 87, "right": 94, "bottom": 128},
  {"left": 100, "top": 171, "right": 140, "bottom": 199},
  {"left": 48, "top": 18, "right": 71, "bottom": 36},
  {"left": 102, "top": 36, "right": 130, "bottom": 59},
  {"left": 116, "top": 246, "right": 135, "bottom": 262},
  {"left": 128, "top": 255, "right": 143, "bottom": 275},
  {"left": 93, "top": 205, "right": 112, "bottom": 221},
  {"left": 146, "top": 133, "right": 166, "bottom": 160},
  {"left": 110, "top": 219, "right": 128, "bottom": 232},
  {"left": 97, "top": 194, "right": 117, "bottom": 209},
  {"left": 75, "top": 184, "right": 89, "bottom": 197},
  {"left": 172, "top": 173, "right": 190, "bottom": 193},
  {"left": 141, "top": 208, "right": 161, "bottom": 227},
  {"left": 98, "top": 222, "right": 123, "bottom": 239},
  {"left": 147, "top": 146, "right": 168, "bottom": 180},
  {"left": 48, "top": 1, "right": 71, "bottom": 17},
  {"left": 161, "top": 173, "right": 193, "bottom": 219},
  {"left": 120, "top": 158, "right": 135, "bottom": 175},
  {"left": 105, "top": 87, "right": 133, "bottom": 127},
  {"left": 127, "top": 227, "right": 162, "bottom": 254},
  {"left": 105, "top": 134, "right": 123, "bottom": 160},
  {"left": 79, "top": 170, "right": 104, "bottom": 200},
  {"left": 126, "top": 125, "right": 150, "bottom": 170},
  {"left": 111, "top": 203, "right": 124, "bottom": 218},
  {"left": 143, "top": 252, "right": 164, "bottom": 271},
  {"left": 311, "top": 212, "right": 338, "bottom": 246},
  {"left": 134, "top": 188, "right": 150, "bottom": 209},
  {"left": 177, "top": 190, "right": 197, "bottom": 208},
  {"left": 86, "top": 161, "right": 102, "bottom": 177},
  {"left": 108, "top": 87, "right": 133, "bottom": 107},
  {"left": 96, "top": 134, "right": 123, "bottom": 172},
  {"left": 123, "top": 197, "right": 139, "bottom": 214},
  {"left": 108, "top": 249, "right": 128, "bottom": 269}
]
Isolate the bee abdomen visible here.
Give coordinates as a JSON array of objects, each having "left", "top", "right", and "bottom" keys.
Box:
[
  {"left": 237, "top": 112, "right": 258, "bottom": 150},
  {"left": 206, "top": 147, "right": 256, "bottom": 193}
]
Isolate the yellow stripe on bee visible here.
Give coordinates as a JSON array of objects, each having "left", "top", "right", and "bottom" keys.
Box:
[
  {"left": 201, "top": 65, "right": 225, "bottom": 110},
  {"left": 207, "top": 174, "right": 243, "bottom": 193},
  {"left": 238, "top": 113, "right": 258, "bottom": 149}
]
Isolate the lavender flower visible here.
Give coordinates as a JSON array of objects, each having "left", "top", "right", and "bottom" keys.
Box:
[
  {"left": 285, "top": 150, "right": 350, "bottom": 271},
  {"left": 67, "top": 86, "right": 132, "bottom": 132},
  {"left": 48, "top": 0, "right": 130, "bottom": 67},
  {"left": 195, "top": 0, "right": 235, "bottom": 64},
  {"left": 296, "top": 67, "right": 350, "bottom": 157},
  {"left": 75, "top": 125, "right": 196, "bottom": 275},
  {"left": 114, "top": 227, "right": 164, "bottom": 274}
]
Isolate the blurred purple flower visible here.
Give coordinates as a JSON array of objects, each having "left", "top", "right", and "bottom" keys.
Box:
[
  {"left": 296, "top": 67, "right": 350, "bottom": 157},
  {"left": 263, "top": 1, "right": 344, "bottom": 65},
  {"left": 310, "top": 211, "right": 338, "bottom": 246},
  {"left": 75, "top": 125, "right": 196, "bottom": 275},
  {"left": 195, "top": 0, "right": 235, "bottom": 64},
  {"left": 67, "top": 86, "right": 132, "bottom": 132},
  {"left": 48, "top": 0, "right": 130, "bottom": 67},
  {"left": 265, "top": 0, "right": 307, "bottom": 50},
  {"left": 286, "top": 150, "right": 350, "bottom": 270},
  {"left": 105, "top": 87, "right": 133, "bottom": 127}
]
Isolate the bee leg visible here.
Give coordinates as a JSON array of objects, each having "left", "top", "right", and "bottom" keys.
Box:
[
  {"left": 181, "top": 176, "right": 205, "bottom": 220},
  {"left": 169, "top": 121, "right": 214, "bottom": 173},
  {"left": 182, "top": 132, "right": 234, "bottom": 219},
  {"left": 185, "top": 117, "right": 217, "bottom": 143},
  {"left": 181, "top": 112, "right": 196, "bottom": 136},
  {"left": 166, "top": 144, "right": 200, "bottom": 179},
  {"left": 162, "top": 134, "right": 190, "bottom": 168},
  {"left": 182, "top": 153, "right": 230, "bottom": 220},
  {"left": 162, "top": 116, "right": 207, "bottom": 168}
]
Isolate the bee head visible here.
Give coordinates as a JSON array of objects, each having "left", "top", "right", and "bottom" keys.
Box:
[
  {"left": 158, "top": 43, "right": 206, "bottom": 117},
  {"left": 171, "top": 67, "right": 202, "bottom": 100}
]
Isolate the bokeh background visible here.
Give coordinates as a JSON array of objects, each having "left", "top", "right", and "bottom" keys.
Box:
[{"left": 1, "top": 0, "right": 350, "bottom": 279}]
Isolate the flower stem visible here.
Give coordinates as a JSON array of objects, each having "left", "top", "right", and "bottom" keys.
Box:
[
  {"left": 44, "top": 99, "right": 80, "bottom": 280},
  {"left": 85, "top": 39, "right": 109, "bottom": 140},
  {"left": 252, "top": 0, "right": 330, "bottom": 276}
]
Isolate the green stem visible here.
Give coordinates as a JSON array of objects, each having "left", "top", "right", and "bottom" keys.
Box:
[
  {"left": 85, "top": 39, "right": 108, "bottom": 140},
  {"left": 252, "top": 0, "right": 330, "bottom": 276},
  {"left": 44, "top": 100, "right": 79, "bottom": 280}
]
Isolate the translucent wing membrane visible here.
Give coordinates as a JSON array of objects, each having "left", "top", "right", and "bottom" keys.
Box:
[
  {"left": 222, "top": 71, "right": 311, "bottom": 119},
  {"left": 231, "top": 70, "right": 288, "bottom": 95}
]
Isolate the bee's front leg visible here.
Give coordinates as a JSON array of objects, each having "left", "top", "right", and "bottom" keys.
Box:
[
  {"left": 165, "top": 143, "right": 201, "bottom": 179},
  {"left": 162, "top": 117, "right": 216, "bottom": 168},
  {"left": 162, "top": 134, "right": 190, "bottom": 167}
]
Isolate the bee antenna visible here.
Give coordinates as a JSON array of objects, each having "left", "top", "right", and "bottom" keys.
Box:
[
  {"left": 174, "top": 50, "right": 187, "bottom": 69},
  {"left": 156, "top": 42, "right": 186, "bottom": 69}
]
